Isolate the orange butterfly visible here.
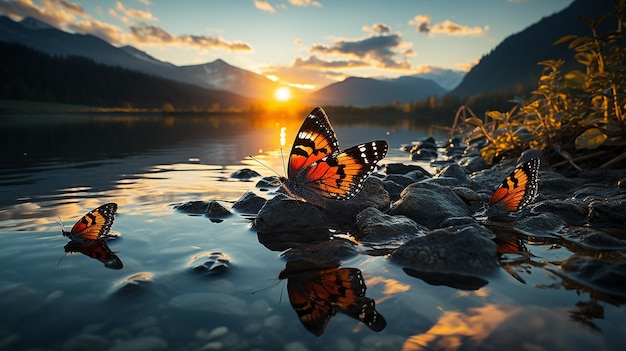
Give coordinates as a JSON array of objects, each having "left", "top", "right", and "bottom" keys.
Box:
[
  {"left": 62, "top": 203, "right": 117, "bottom": 241},
  {"left": 488, "top": 158, "right": 540, "bottom": 213},
  {"left": 280, "top": 107, "right": 388, "bottom": 207},
  {"left": 279, "top": 261, "right": 386, "bottom": 336},
  {"left": 64, "top": 239, "right": 123, "bottom": 270}
]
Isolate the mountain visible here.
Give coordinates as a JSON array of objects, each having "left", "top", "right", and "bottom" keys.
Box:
[
  {"left": 450, "top": 0, "right": 618, "bottom": 98},
  {"left": 0, "top": 16, "right": 279, "bottom": 99},
  {"left": 0, "top": 41, "right": 255, "bottom": 110},
  {"left": 412, "top": 68, "right": 465, "bottom": 91},
  {"left": 306, "top": 76, "right": 447, "bottom": 107}
]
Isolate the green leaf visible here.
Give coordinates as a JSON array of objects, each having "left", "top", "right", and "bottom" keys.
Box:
[{"left": 575, "top": 128, "right": 608, "bottom": 149}]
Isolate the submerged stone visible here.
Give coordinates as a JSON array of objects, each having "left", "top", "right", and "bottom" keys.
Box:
[{"left": 355, "top": 207, "right": 426, "bottom": 244}]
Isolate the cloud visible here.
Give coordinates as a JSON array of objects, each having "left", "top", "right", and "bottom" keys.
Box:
[
  {"left": 311, "top": 34, "right": 410, "bottom": 69},
  {"left": 130, "top": 22, "right": 253, "bottom": 51},
  {"left": 114, "top": 1, "right": 157, "bottom": 21},
  {"left": 294, "top": 55, "right": 369, "bottom": 69},
  {"left": 57, "top": 0, "right": 86, "bottom": 16},
  {"left": 410, "top": 14, "right": 488, "bottom": 36},
  {"left": 253, "top": 0, "right": 275, "bottom": 13},
  {"left": 288, "top": 0, "right": 322, "bottom": 7},
  {"left": 68, "top": 19, "right": 128, "bottom": 45},
  {"left": 362, "top": 22, "right": 391, "bottom": 34}
]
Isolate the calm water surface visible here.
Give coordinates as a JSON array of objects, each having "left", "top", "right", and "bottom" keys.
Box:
[{"left": 0, "top": 114, "right": 624, "bottom": 351}]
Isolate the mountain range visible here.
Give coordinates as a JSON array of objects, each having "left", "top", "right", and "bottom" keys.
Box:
[{"left": 0, "top": 0, "right": 616, "bottom": 107}]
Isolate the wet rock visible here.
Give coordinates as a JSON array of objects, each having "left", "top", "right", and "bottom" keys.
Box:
[
  {"left": 384, "top": 174, "right": 417, "bottom": 188},
  {"left": 382, "top": 179, "right": 405, "bottom": 202},
  {"left": 403, "top": 268, "right": 489, "bottom": 290},
  {"left": 108, "top": 336, "right": 168, "bottom": 351},
  {"left": 458, "top": 155, "right": 488, "bottom": 173},
  {"left": 169, "top": 292, "right": 248, "bottom": 316},
  {"left": 206, "top": 201, "right": 232, "bottom": 218},
  {"left": 390, "top": 182, "right": 472, "bottom": 228},
  {"left": 191, "top": 252, "right": 230, "bottom": 275},
  {"left": 514, "top": 212, "right": 566, "bottom": 236},
  {"left": 355, "top": 207, "right": 426, "bottom": 244},
  {"left": 436, "top": 163, "right": 471, "bottom": 186},
  {"left": 230, "top": 168, "right": 261, "bottom": 179},
  {"left": 256, "top": 176, "right": 280, "bottom": 188},
  {"left": 551, "top": 256, "right": 626, "bottom": 301},
  {"left": 281, "top": 238, "right": 360, "bottom": 263},
  {"left": 254, "top": 177, "right": 390, "bottom": 232},
  {"left": 391, "top": 225, "right": 498, "bottom": 275},
  {"left": 560, "top": 227, "right": 626, "bottom": 250},
  {"left": 232, "top": 191, "right": 266, "bottom": 214},
  {"left": 451, "top": 186, "right": 484, "bottom": 203},
  {"left": 256, "top": 229, "right": 332, "bottom": 252},
  {"left": 439, "top": 216, "right": 486, "bottom": 232},
  {"left": 174, "top": 200, "right": 211, "bottom": 214},
  {"left": 384, "top": 163, "right": 432, "bottom": 177},
  {"left": 411, "top": 148, "right": 438, "bottom": 161},
  {"left": 539, "top": 171, "right": 584, "bottom": 197},
  {"left": 530, "top": 199, "right": 588, "bottom": 226},
  {"left": 588, "top": 199, "right": 626, "bottom": 228},
  {"left": 254, "top": 195, "right": 328, "bottom": 232}
]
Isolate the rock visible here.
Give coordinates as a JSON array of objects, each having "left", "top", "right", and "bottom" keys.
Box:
[
  {"left": 355, "top": 207, "right": 426, "bottom": 244},
  {"left": 384, "top": 174, "right": 417, "bottom": 188},
  {"left": 435, "top": 163, "right": 471, "bottom": 186},
  {"left": 514, "top": 213, "right": 566, "bottom": 236},
  {"left": 232, "top": 191, "right": 266, "bottom": 214},
  {"left": 108, "top": 336, "right": 168, "bottom": 351},
  {"left": 230, "top": 168, "right": 261, "bottom": 179},
  {"left": 256, "top": 176, "right": 280, "bottom": 188},
  {"left": 206, "top": 201, "right": 232, "bottom": 218},
  {"left": 169, "top": 293, "right": 248, "bottom": 316},
  {"left": 458, "top": 155, "right": 488, "bottom": 173},
  {"left": 254, "top": 177, "right": 390, "bottom": 232},
  {"left": 173, "top": 200, "right": 210, "bottom": 215},
  {"left": 390, "top": 182, "right": 472, "bottom": 228},
  {"left": 403, "top": 267, "right": 489, "bottom": 290},
  {"left": 550, "top": 256, "right": 626, "bottom": 301},
  {"left": 281, "top": 238, "right": 360, "bottom": 263},
  {"left": 190, "top": 252, "right": 230, "bottom": 275},
  {"left": 411, "top": 148, "right": 438, "bottom": 161},
  {"left": 256, "top": 229, "right": 333, "bottom": 252},
  {"left": 530, "top": 199, "right": 588, "bottom": 226},
  {"left": 588, "top": 199, "right": 626, "bottom": 228},
  {"left": 384, "top": 163, "right": 432, "bottom": 177},
  {"left": 382, "top": 179, "right": 406, "bottom": 202},
  {"left": 560, "top": 227, "right": 626, "bottom": 250},
  {"left": 391, "top": 225, "right": 498, "bottom": 275}
]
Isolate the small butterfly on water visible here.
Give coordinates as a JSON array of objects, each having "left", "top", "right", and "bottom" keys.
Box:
[
  {"left": 487, "top": 158, "right": 540, "bottom": 214},
  {"left": 279, "top": 107, "right": 389, "bottom": 207},
  {"left": 279, "top": 262, "right": 386, "bottom": 336},
  {"left": 62, "top": 203, "right": 118, "bottom": 241},
  {"left": 59, "top": 203, "right": 122, "bottom": 269}
]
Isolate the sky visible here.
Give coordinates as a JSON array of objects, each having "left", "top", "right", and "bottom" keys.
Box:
[{"left": 0, "top": 0, "right": 575, "bottom": 91}]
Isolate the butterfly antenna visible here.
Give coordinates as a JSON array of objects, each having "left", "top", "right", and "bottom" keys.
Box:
[
  {"left": 56, "top": 252, "right": 69, "bottom": 267},
  {"left": 248, "top": 155, "right": 282, "bottom": 178},
  {"left": 280, "top": 148, "right": 287, "bottom": 177}
]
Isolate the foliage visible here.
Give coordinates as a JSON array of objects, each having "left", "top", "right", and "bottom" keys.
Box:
[{"left": 461, "top": 0, "right": 626, "bottom": 166}]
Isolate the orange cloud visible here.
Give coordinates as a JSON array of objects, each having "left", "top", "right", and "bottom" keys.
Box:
[
  {"left": 254, "top": 0, "right": 275, "bottom": 13},
  {"left": 410, "top": 14, "right": 489, "bottom": 36}
]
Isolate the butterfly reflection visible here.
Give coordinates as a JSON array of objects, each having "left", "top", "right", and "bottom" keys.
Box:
[
  {"left": 64, "top": 239, "right": 123, "bottom": 270},
  {"left": 278, "top": 260, "right": 386, "bottom": 336},
  {"left": 60, "top": 203, "right": 123, "bottom": 270}
]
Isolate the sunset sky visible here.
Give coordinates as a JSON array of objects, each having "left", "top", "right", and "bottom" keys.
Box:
[{"left": 1, "top": 0, "right": 574, "bottom": 90}]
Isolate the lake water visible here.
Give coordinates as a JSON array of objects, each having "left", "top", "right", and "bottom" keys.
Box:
[{"left": 0, "top": 113, "right": 624, "bottom": 351}]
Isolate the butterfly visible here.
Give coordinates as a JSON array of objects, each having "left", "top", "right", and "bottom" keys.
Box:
[
  {"left": 279, "top": 107, "right": 388, "bottom": 207},
  {"left": 62, "top": 203, "right": 118, "bottom": 241},
  {"left": 64, "top": 239, "right": 123, "bottom": 270},
  {"left": 487, "top": 158, "right": 540, "bottom": 213},
  {"left": 279, "top": 262, "right": 386, "bottom": 336}
]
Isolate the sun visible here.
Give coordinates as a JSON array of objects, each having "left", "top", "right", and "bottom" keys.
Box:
[{"left": 274, "top": 87, "right": 292, "bottom": 102}]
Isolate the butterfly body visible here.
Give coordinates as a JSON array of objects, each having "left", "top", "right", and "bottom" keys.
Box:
[
  {"left": 281, "top": 107, "right": 388, "bottom": 207},
  {"left": 279, "top": 263, "right": 386, "bottom": 336},
  {"left": 487, "top": 158, "right": 540, "bottom": 214}
]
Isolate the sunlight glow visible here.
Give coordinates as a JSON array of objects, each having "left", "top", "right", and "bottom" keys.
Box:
[{"left": 274, "top": 87, "right": 292, "bottom": 101}]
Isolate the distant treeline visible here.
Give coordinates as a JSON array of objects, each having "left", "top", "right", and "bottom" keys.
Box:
[{"left": 0, "top": 41, "right": 254, "bottom": 111}]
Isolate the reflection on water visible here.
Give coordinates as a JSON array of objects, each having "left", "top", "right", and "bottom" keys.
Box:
[{"left": 0, "top": 113, "right": 624, "bottom": 350}]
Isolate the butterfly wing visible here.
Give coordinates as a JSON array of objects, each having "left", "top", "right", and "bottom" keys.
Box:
[
  {"left": 64, "top": 239, "right": 123, "bottom": 270},
  {"left": 287, "top": 107, "right": 340, "bottom": 177},
  {"left": 64, "top": 203, "right": 117, "bottom": 240},
  {"left": 285, "top": 269, "right": 336, "bottom": 336},
  {"left": 488, "top": 158, "right": 540, "bottom": 212}
]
